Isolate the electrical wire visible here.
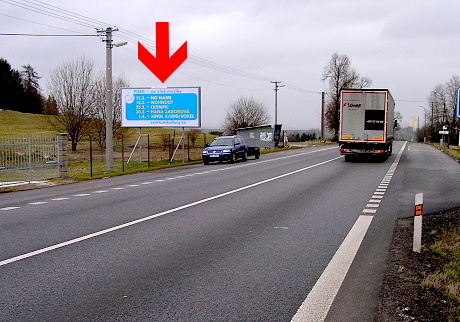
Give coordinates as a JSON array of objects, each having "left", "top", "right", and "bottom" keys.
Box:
[{"left": 0, "top": 0, "right": 319, "bottom": 93}]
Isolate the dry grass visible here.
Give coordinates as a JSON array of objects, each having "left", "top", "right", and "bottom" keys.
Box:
[{"left": 422, "top": 221, "right": 460, "bottom": 319}]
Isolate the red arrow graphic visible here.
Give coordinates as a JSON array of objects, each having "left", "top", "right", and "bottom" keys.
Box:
[{"left": 138, "top": 22, "right": 187, "bottom": 83}]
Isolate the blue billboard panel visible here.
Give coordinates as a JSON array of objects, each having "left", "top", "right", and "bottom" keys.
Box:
[
  {"left": 121, "top": 87, "right": 201, "bottom": 127},
  {"left": 457, "top": 87, "right": 460, "bottom": 118}
]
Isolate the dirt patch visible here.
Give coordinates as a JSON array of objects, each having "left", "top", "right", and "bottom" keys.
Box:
[{"left": 377, "top": 208, "right": 460, "bottom": 321}]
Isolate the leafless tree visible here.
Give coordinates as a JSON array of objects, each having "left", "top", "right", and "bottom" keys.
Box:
[
  {"left": 427, "top": 76, "right": 460, "bottom": 141},
  {"left": 322, "top": 53, "right": 372, "bottom": 140},
  {"left": 223, "top": 96, "right": 270, "bottom": 134},
  {"left": 91, "top": 73, "right": 130, "bottom": 149},
  {"left": 47, "top": 56, "right": 95, "bottom": 151}
]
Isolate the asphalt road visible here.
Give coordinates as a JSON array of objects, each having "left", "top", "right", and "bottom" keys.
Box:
[{"left": 1, "top": 142, "right": 459, "bottom": 321}]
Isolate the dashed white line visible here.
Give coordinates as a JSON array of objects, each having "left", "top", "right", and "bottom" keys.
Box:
[
  {"left": 51, "top": 197, "right": 69, "bottom": 201},
  {"left": 366, "top": 203, "right": 379, "bottom": 208},
  {"left": 74, "top": 193, "right": 90, "bottom": 197},
  {"left": 93, "top": 190, "right": 108, "bottom": 194},
  {"left": 0, "top": 155, "right": 342, "bottom": 267},
  {"left": 0, "top": 206, "right": 20, "bottom": 211},
  {"left": 28, "top": 202, "right": 48, "bottom": 205}
]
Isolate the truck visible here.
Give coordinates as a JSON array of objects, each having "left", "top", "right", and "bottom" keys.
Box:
[{"left": 338, "top": 89, "right": 396, "bottom": 161}]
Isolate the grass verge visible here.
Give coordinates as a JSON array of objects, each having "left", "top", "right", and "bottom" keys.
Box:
[{"left": 422, "top": 218, "right": 460, "bottom": 320}]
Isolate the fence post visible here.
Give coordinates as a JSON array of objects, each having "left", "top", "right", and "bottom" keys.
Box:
[{"left": 56, "top": 133, "right": 68, "bottom": 179}]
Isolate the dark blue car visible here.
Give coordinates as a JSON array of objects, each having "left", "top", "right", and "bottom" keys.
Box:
[{"left": 202, "top": 135, "right": 248, "bottom": 165}]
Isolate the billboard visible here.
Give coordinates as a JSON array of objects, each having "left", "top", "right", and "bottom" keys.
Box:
[
  {"left": 457, "top": 87, "right": 460, "bottom": 118},
  {"left": 121, "top": 87, "right": 201, "bottom": 127}
]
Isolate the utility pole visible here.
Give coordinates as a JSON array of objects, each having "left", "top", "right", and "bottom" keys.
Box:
[
  {"left": 321, "top": 92, "right": 325, "bottom": 141},
  {"left": 97, "top": 27, "right": 126, "bottom": 172},
  {"left": 271, "top": 81, "right": 284, "bottom": 125}
]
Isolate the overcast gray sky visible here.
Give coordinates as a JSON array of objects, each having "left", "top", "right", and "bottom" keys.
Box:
[{"left": 1, "top": 0, "right": 459, "bottom": 130}]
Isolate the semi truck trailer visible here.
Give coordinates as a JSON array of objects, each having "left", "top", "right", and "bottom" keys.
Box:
[{"left": 338, "top": 89, "right": 396, "bottom": 161}]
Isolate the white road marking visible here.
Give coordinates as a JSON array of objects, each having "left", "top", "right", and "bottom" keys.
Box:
[
  {"left": 0, "top": 156, "right": 342, "bottom": 267},
  {"left": 28, "top": 202, "right": 48, "bottom": 205},
  {"left": 74, "top": 194, "right": 90, "bottom": 197},
  {"left": 292, "top": 142, "right": 407, "bottom": 321},
  {"left": 0, "top": 206, "right": 20, "bottom": 211},
  {"left": 93, "top": 190, "right": 108, "bottom": 194},
  {"left": 291, "top": 215, "right": 374, "bottom": 321},
  {"left": 365, "top": 203, "right": 379, "bottom": 208},
  {"left": 51, "top": 197, "right": 69, "bottom": 201}
]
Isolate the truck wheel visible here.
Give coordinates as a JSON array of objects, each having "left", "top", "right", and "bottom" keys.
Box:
[
  {"left": 344, "top": 155, "right": 353, "bottom": 162},
  {"left": 255, "top": 151, "right": 260, "bottom": 159}
]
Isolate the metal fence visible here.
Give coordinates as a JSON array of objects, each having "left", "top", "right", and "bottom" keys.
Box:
[{"left": 0, "top": 135, "right": 60, "bottom": 186}]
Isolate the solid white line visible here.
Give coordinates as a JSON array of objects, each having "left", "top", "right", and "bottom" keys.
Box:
[
  {"left": 291, "top": 215, "right": 373, "bottom": 322},
  {"left": 0, "top": 156, "right": 343, "bottom": 267}
]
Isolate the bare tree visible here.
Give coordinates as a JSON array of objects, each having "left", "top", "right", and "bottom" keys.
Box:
[
  {"left": 223, "top": 96, "right": 270, "bottom": 134},
  {"left": 47, "top": 56, "right": 95, "bottom": 151},
  {"left": 427, "top": 76, "right": 460, "bottom": 142},
  {"left": 91, "top": 73, "right": 130, "bottom": 149},
  {"left": 322, "top": 53, "right": 372, "bottom": 140}
]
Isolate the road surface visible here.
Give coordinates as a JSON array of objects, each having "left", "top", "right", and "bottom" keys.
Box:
[{"left": 1, "top": 142, "right": 459, "bottom": 321}]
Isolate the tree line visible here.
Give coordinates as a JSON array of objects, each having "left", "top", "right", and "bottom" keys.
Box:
[
  {"left": 424, "top": 76, "right": 460, "bottom": 143},
  {"left": 0, "top": 58, "right": 46, "bottom": 115}
]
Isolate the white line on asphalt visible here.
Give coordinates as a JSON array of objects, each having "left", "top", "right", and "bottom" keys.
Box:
[
  {"left": 0, "top": 156, "right": 343, "bottom": 267},
  {"left": 74, "top": 194, "right": 90, "bottom": 197},
  {"left": 51, "top": 197, "right": 69, "bottom": 201},
  {"left": 291, "top": 215, "right": 374, "bottom": 322},
  {"left": 0, "top": 206, "right": 20, "bottom": 211},
  {"left": 28, "top": 202, "right": 48, "bottom": 205},
  {"left": 292, "top": 142, "right": 407, "bottom": 321}
]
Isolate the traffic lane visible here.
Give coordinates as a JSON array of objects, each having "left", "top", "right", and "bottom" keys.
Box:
[
  {"left": 0, "top": 146, "right": 335, "bottom": 209},
  {"left": 327, "top": 141, "right": 460, "bottom": 320},
  {"left": 397, "top": 142, "right": 460, "bottom": 214},
  {"left": 326, "top": 142, "right": 408, "bottom": 320},
  {"left": 0, "top": 152, "right": 395, "bottom": 320},
  {"left": 0, "top": 147, "right": 340, "bottom": 260}
]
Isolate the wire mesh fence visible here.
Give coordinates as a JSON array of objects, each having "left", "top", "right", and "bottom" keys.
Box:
[{"left": 0, "top": 135, "right": 59, "bottom": 186}]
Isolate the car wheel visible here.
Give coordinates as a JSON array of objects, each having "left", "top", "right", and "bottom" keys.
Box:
[
  {"left": 229, "top": 153, "right": 235, "bottom": 163},
  {"left": 242, "top": 151, "right": 247, "bottom": 161},
  {"left": 203, "top": 159, "right": 209, "bottom": 165},
  {"left": 255, "top": 151, "right": 260, "bottom": 159}
]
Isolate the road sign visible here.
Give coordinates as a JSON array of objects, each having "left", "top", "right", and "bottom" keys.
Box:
[
  {"left": 457, "top": 87, "right": 460, "bottom": 118},
  {"left": 121, "top": 87, "right": 201, "bottom": 128},
  {"left": 439, "top": 130, "right": 449, "bottom": 135}
]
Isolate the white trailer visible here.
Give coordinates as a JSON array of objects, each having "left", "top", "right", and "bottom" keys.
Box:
[{"left": 338, "top": 89, "right": 396, "bottom": 161}]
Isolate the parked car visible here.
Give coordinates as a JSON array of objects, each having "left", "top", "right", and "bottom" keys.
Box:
[{"left": 202, "top": 135, "right": 248, "bottom": 164}]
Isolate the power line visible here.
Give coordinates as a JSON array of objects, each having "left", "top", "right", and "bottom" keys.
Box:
[
  {"left": 0, "top": 0, "right": 319, "bottom": 93},
  {"left": 0, "top": 33, "right": 97, "bottom": 36}
]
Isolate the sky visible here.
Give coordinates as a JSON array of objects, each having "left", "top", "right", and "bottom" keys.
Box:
[{"left": 1, "top": 0, "right": 459, "bottom": 130}]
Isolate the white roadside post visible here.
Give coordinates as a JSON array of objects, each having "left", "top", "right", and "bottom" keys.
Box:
[{"left": 413, "top": 193, "right": 423, "bottom": 253}]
